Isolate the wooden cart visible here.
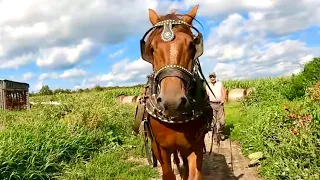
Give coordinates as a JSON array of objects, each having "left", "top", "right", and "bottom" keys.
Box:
[{"left": 0, "top": 79, "right": 30, "bottom": 111}]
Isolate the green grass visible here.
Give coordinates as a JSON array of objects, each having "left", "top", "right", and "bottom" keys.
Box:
[
  {"left": 0, "top": 89, "right": 159, "bottom": 180},
  {"left": 224, "top": 80, "right": 320, "bottom": 180},
  {"left": 59, "top": 137, "right": 159, "bottom": 180},
  {"left": 222, "top": 102, "right": 242, "bottom": 137}
]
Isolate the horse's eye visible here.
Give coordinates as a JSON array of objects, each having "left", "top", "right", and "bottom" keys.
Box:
[
  {"left": 150, "top": 45, "right": 154, "bottom": 52},
  {"left": 190, "top": 42, "right": 196, "bottom": 49},
  {"left": 190, "top": 42, "right": 196, "bottom": 52}
]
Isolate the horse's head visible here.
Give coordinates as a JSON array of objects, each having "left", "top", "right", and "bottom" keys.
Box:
[{"left": 140, "top": 5, "right": 203, "bottom": 117}]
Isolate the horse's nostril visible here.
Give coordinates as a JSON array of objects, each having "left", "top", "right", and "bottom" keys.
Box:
[
  {"left": 157, "top": 97, "right": 162, "bottom": 103},
  {"left": 180, "top": 97, "right": 187, "bottom": 106}
]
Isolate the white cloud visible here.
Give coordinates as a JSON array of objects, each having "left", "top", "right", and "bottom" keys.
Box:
[
  {"left": 203, "top": 13, "right": 258, "bottom": 62},
  {"left": 35, "top": 81, "right": 44, "bottom": 91},
  {"left": 201, "top": 12, "right": 316, "bottom": 80},
  {"left": 35, "top": 57, "right": 152, "bottom": 91},
  {"left": 210, "top": 54, "right": 309, "bottom": 81},
  {"left": 0, "top": 0, "right": 176, "bottom": 69},
  {"left": 78, "top": 57, "right": 152, "bottom": 88},
  {"left": 183, "top": 0, "right": 272, "bottom": 19},
  {"left": 73, "top": 79, "right": 96, "bottom": 90},
  {"left": 34, "top": 68, "right": 88, "bottom": 92},
  {"left": 38, "top": 68, "right": 87, "bottom": 81},
  {"left": 184, "top": 0, "right": 320, "bottom": 36},
  {"left": 38, "top": 73, "right": 60, "bottom": 81},
  {"left": 0, "top": 53, "right": 35, "bottom": 69},
  {"left": 109, "top": 48, "right": 125, "bottom": 59},
  {"left": 60, "top": 68, "right": 87, "bottom": 79},
  {"left": 23, "top": 72, "right": 34, "bottom": 81},
  {"left": 36, "top": 38, "right": 96, "bottom": 69}
]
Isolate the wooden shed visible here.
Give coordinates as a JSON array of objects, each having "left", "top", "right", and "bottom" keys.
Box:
[{"left": 0, "top": 80, "right": 30, "bottom": 111}]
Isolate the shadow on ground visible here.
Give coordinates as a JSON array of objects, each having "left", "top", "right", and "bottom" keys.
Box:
[
  {"left": 202, "top": 152, "right": 243, "bottom": 180},
  {"left": 174, "top": 152, "right": 243, "bottom": 180}
]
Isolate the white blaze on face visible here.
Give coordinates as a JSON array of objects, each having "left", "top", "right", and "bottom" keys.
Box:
[{"left": 169, "top": 42, "right": 179, "bottom": 64}]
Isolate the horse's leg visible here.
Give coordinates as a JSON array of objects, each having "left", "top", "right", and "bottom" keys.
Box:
[
  {"left": 173, "top": 151, "right": 181, "bottom": 175},
  {"left": 182, "top": 155, "right": 189, "bottom": 180},
  {"left": 152, "top": 141, "right": 175, "bottom": 180},
  {"left": 187, "top": 146, "right": 204, "bottom": 180}
]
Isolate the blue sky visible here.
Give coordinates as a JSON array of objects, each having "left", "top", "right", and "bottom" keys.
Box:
[{"left": 0, "top": 0, "right": 319, "bottom": 92}]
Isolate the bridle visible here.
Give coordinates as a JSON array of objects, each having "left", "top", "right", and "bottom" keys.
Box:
[
  {"left": 140, "top": 19, "right": 204, "bottom": 97},
  {"left": 140, "top": 19, "right": 203, "bottom": 62},
  {"left": 138, "top": 18, "right": 211, "bottom": 124}
]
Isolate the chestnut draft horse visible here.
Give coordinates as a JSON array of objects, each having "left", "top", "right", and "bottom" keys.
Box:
[{"left": 135, "top": 4, "right": 214, "bottom": 180}]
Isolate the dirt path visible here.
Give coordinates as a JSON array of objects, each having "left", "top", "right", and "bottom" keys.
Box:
[
  {"left": 200, "top": 131, "right": 262, "bottom": 180},
  {"left": 148, "top": 131, "right": 262, "bottom": 180}
]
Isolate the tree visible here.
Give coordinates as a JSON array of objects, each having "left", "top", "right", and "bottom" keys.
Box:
[
  {"left": 39, "top": 85, "right": 53, "bottom": 95},
  {"left": 93, "top": 85, "right": 103, "bottom": 91}
]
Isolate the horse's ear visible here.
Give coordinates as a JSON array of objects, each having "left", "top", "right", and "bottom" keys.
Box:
[
  {"left": 148, "top": 9, "right": 159, "bottom": 26},
  {"left": 182, "top": 4, "right": 199, "bottom": 25}
]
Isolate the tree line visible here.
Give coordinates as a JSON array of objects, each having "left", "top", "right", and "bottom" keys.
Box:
[{"left": 30, "top": 84, "right": 145, "bottom": 96}]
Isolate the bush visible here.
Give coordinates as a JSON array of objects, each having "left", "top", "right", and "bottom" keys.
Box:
[
  {"left": 284, "top": 57, "right": 320, "bottom": 100},
  {"left": 306, "top": 82, "right": 320, "bottom": 103},
  {"left": 302, "top": 57, "right": 320, "bottom": 85}
]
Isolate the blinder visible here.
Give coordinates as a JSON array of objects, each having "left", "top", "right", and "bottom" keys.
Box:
[{"left": 140, "top": 27, "right": 156, "bottom": 63}]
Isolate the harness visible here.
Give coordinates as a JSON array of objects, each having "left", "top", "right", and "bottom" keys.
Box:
[
  {"left": 139, "top": 18, "right": 214, "bottom": 123},
  {"left": 133, "top": 18, "right": 219, "bottom": 158}
]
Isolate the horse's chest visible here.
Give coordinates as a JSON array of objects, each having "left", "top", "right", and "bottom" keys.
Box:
[
  {"left": 149, "top": 118, "right": 204, "bottom": 150},
  {"left": 153, "top": 130, "right": 191, "bottom": 149}
]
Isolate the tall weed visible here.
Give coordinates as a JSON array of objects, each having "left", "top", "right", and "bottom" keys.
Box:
[{"left": 0, "top": 89, "right": 151, "bottom": 179}]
